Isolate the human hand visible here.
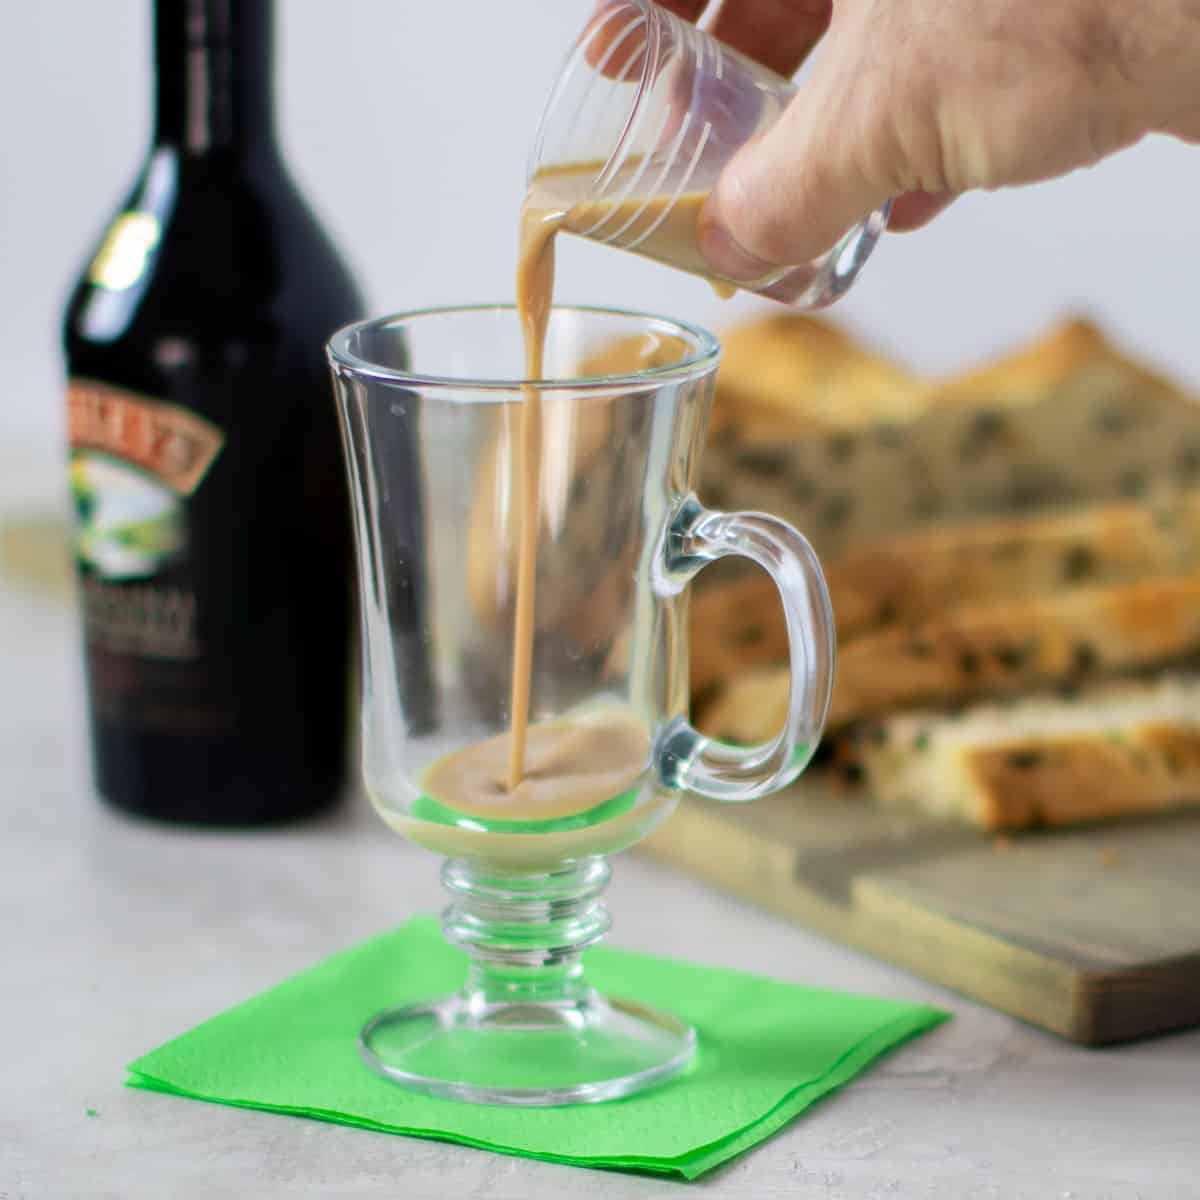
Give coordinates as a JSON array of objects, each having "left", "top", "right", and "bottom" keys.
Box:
[{"left": 672, "top": 0, "right": 1200, "bottom": 277}]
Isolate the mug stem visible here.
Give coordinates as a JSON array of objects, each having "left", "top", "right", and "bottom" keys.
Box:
[
  {"left": 358, "top": 854, "right": 695, "bottom": 1105},
  {"left": 442, "top": 857, "right": 611, "bottom": 1011}
]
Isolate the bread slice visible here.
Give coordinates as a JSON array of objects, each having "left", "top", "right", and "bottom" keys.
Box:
[
  {"left": 709, "top": 313, "right": 924, "bottom": 439},
  {"left": 697, "top": 570, "right": 1200, "bottom": 740},
  {"left": 851, "top": 675, "right": 1200, "bottom": 830},
  {"left": 688, "top": 489, "right": 1200, "bottom": 692},
  {"left": 826, "top": 490, "right": 1200, "bottom": 638},
  {"left": 700, "top": 317, "right": 1200, "bottom": 560}
]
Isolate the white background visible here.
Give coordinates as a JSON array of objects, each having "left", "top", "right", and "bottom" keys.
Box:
[{"left": 4, "top": 0, "right": 1200, "bottom": 465}]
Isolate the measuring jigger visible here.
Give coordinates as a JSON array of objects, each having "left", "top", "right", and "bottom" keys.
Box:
[{"left": 528, "top": 0, "right": 888, "bottom": 308}]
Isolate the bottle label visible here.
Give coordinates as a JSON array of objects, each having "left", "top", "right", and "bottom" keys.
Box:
[
  {"left": 68, "top": 378, "right": 223, "bottom": 494},
  {"left": 67, "top": 378, "right": 223, "bottom": 662}
]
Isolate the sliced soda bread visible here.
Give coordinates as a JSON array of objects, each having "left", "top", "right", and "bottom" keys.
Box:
[
  {"left": 825, "top": 490, "right": 1200, "bottom": 637},
  {"left": 688, "top": 489, "right": 1200, "bottom": 692},
  {"left": 708, "top": 313, "right": 925, "bottom": 439},
  {"left": 851, "top": 675, "right": 1200, "bottom": 830},
  {"left": 700, "top": 318, "right": 1200, "bottom": 560},
  {"left": 697, "top": 570, "right": 1200, "bottom": 740}
]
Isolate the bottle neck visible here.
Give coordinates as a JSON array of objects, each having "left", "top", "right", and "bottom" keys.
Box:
[{"left": 152, "top": 0, "right": 276, "bottom": 160}]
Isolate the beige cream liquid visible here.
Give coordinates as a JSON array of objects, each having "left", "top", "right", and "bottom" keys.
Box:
[
  {"left": 506, "top": 194, "right": 559, "bottom": 790},
  {"left": 524, "top": 162, "right": 736, "bottom": 300},
  {"left": 419, "top": 161, "right": 720, "bottom": 824}
]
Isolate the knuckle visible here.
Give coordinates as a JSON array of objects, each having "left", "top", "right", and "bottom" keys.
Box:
[
  {"left": 872, "top": 73, "right": 958, "bottom": 194},
  {"left": 878, "top": 45, "right": 1017, "bottom": 194}
]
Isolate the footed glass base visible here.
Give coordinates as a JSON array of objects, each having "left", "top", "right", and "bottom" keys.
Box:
[
  {"left": 361, "top": 855, "right": 695, "bottom": 1106},
  {"left": 361, "top": 990, "right": 695, "bottom": 1106}
]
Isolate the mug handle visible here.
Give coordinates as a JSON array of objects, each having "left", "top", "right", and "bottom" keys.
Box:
[{"left": 654, "top": 496, "right": 835, "bottom": 801}]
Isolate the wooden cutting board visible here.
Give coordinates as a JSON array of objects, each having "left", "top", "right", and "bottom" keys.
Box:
[{"left": 641, "top": 779, "right": 1200, "bottom": 1045}]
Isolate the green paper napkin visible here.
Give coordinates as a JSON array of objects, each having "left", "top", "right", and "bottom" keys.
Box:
[{"left": 127, "top": 917, "right": 947, "bottom": 1180}]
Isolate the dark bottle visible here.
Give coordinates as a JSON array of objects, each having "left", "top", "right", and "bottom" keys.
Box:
[{"left": 62, "top": 0, "right": 364, "bottom": 824}]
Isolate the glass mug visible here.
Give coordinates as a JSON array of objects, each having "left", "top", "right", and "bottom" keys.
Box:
[
  {"left": 328, "top": 305, "right": 834, "bottom": 1105},
  {"left": 530, "top": 0, "right": 889, "bottom": 307}
]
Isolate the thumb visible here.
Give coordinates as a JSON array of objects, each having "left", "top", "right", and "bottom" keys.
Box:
[{"left": 697, "top": 52, "right": 897, "bottom": 276}]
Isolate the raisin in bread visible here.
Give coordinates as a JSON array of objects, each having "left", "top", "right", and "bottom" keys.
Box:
[
  {"left": 698, "top": 570, "right": 1200, "bottom": 739},
  {"left": 700, "top": 317, "right": 1200, "bottom": 560},
  {"left": 851, "top": 675, "right": 1200, "bottom": 829},
  {"left": 688, "top": 488, "right": 1200, "bottom": 692}
]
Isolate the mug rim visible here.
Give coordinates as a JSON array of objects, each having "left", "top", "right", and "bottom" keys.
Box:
[{"left": 325, "top": 303, "right": 721, "bottom": 393}]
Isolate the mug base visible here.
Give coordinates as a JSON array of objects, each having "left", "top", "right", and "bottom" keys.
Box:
[{"left": 360, "top": 990, "right": 696, "bottom": 1106}]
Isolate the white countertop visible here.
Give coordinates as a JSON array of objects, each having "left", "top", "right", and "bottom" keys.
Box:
[{"left": 3, "top": 514, "right": 1198, "bottom": 1200}]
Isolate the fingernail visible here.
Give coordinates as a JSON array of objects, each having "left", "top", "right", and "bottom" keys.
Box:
[{"left": 698, "top": 195, "right": 778, "bottom": 281}]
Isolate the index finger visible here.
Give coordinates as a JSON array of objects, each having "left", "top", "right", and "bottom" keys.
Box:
[
  {"left": 583, "top": 1, "right": 709, "bottom": 79},
  {"left": 583, "top": 1, "right": 829, "bottom": 83},
  {"left": 709, "top": 0, "right": 832, "bottom": 78}
]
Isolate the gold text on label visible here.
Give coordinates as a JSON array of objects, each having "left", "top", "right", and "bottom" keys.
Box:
[{"left": 68, "top": 379, "right": 224, "bottom": 496}]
